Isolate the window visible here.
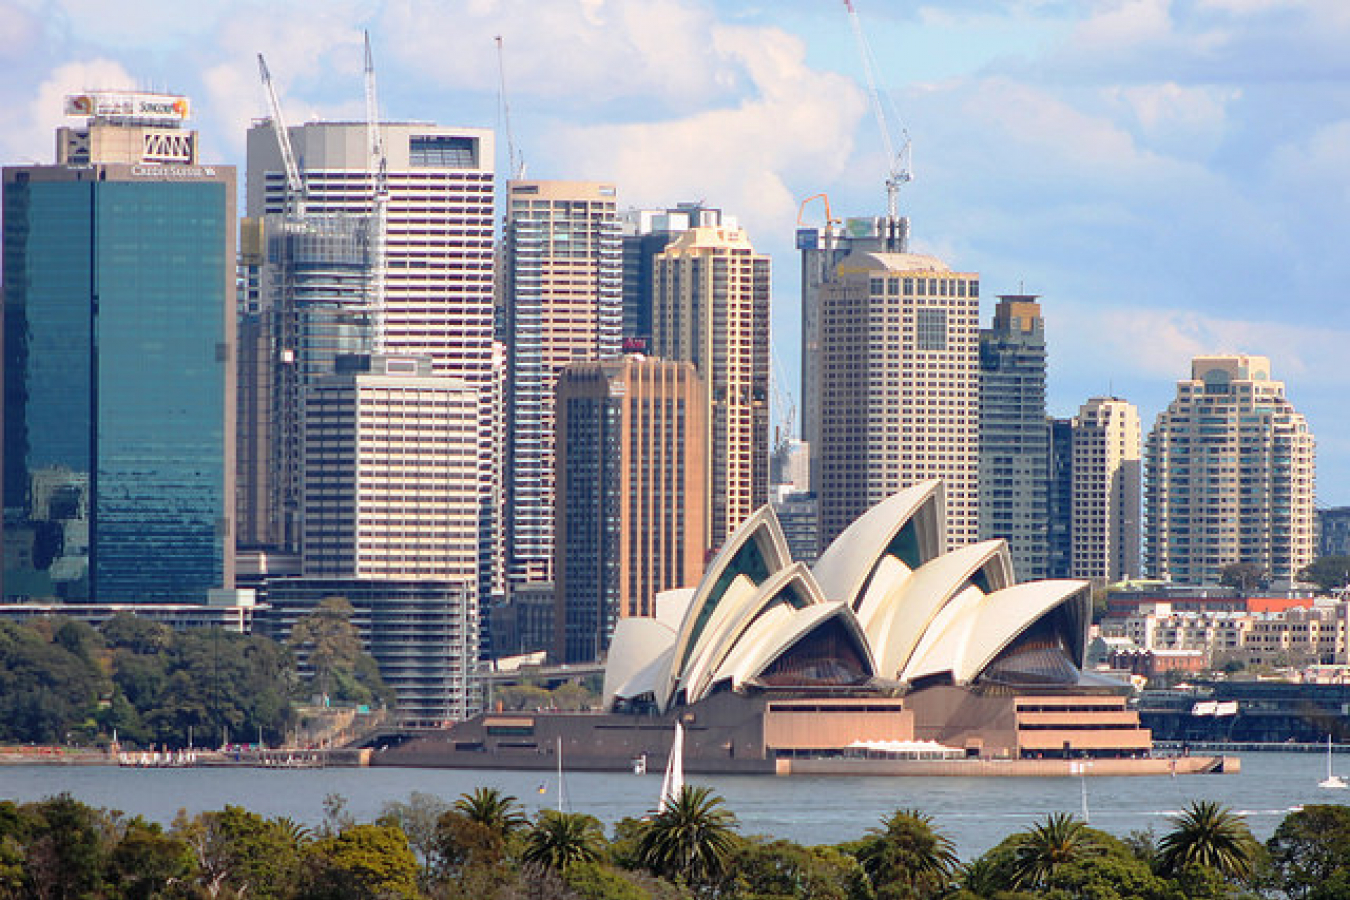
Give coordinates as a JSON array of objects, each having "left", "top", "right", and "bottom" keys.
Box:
[
  {"left": 409, "top": 135, "right": 477, "bottom": 167},
  {"left": 916, "top": 308, "right": 947, "bottom": 351}
]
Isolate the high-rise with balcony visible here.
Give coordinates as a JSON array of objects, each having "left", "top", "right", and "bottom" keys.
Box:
[
  {"left": 653, "top": 224, "right": 770, "bottom": 550},
  {"left": 1072, "top": 397, "right": 1141, "bottom": 585},
  {"left": 1146, "top": 355, "right": 1315, "bottom": 586},
  {"left": 501, "top": 181, "right": 622, "bottom": 588},
  {"left": 3, "top": 92, "right": 235, "bottom": 603},
  {"left": 978, "top": 294, "right": 1049, "bottom": 579},
  {"left": 553, "top": 356, "right": 707, "bottom": 663},
  {"left": 815, "top": 250, "right": 980, "bottom": 550}
]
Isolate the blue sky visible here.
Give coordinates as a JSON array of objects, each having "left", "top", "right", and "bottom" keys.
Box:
[{"left": 4, "top": 0, "right": 1348, "bottom": 503}]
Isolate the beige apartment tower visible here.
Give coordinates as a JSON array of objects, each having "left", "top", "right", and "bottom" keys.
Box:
[
  {"left": 1147, "top": 355, "right": 1316, "bottom": 586},
  {"left": 502, "top": 180, "right": 622, "bottom": 587},
  {"left": 653, "top": 225, "right": 770, "bottom": 551},
  {"left": 553, "top": 357, "right": 708, "bottom": 663},
  {"left": 814, "top": 251, "right": 981, "bottom": 550},
  {"left": 1071, "top": 397, "right": 1141, "bottom": 584}
]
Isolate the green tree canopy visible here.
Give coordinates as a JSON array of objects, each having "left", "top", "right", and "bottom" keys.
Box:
[
  {"left": 1298, "top": 556, "right": 1350, "bottom": 593},
  {"left": 523, "top": 810, "right": 606, "bottom": 873},
  {"left": 303, "top": 823, "right": 420, "bottom": 900},
  {"left": 1220, "top": 562, "right": 1268, "bottom": 593},
  {"left": 1155, "top": 800, "right": 1259, "bottom": 883},
  {"left": 288, "top": 596, "right": 393, "bottom": 708},
  {"left": 1266, "top": 803, "right": 1350, "bottom": 900},
  {"left": 634, "top": 784, "right": 739, "bottom": 892},
  {"left": 853, "top": 808, "right": 958, "bottom": 900},
  {"left": 1008, "top": 813, "right": 1102, "bottom": 890}
]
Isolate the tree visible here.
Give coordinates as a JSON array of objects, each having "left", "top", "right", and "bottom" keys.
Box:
[
  {"left": 522, "top": 810, "right": 605, "bottom": 873},
  {"left": 1266, "top": 804, "right": 1350, "bottom": 900},
  {"left": 288, "top": 596, "right": 391, "bottom": 706},
  {"left": 729, "top": 838, "right": 867, "bottom": 900},
  {"left": 634, "top": 784, "right": 738, "bottom": 892},
  {"left": 1220, "top": 562, "right": 1268, "bottom": 594},
  {"left": 174, "top": 805, "right": 306, "bottom": 900},
  {"left": 302, "top": 823, "right": 420, "bottom": 900},
  {"left": 853, "top": 808, "right": 958, "bottom": 900},
  {"left": 22, "top": 793, "right": 110, "bottom": 900},
  {"left": 1299, "top": 556, "right": 1350, "bottom": 594},
  {"left": 107, "top": 817, "right": 195, "bottom": 900},
  {"left": 379, "top": 791, "right": 450, "bottom": 881},
  {"left": 1008, "top": 812, "right": 1100, "bottom": 889},
  {"left": 452, "top": 786, "right": 527, "bottom": 837},
  {"left": 1155, "top": 800, "right": 1258, "bottom": 883}
]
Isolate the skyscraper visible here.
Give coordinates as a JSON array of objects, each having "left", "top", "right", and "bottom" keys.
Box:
[
  {"left": 1046, "top": 417, "right": 1075, "bottom": 579},
  {"left": 1071, "top": 397, "right": 1141, "bottom": 585},
  {"left": 798, "top": 215, "right": 906, "bottom": 476},
  {"left": 501, "top": 181, "right": 622, "bottom": 587},
  {"left": 815, "top": 250, "right": 980, "bottom": 550},
  {"left": 1147, "top": 355, "right": 1315, "bottom": 586},
  {"left": 978, "top": 295, "right": 1049, "bottom": 579},
  {"left": 620, "top": 203, "right": 727, "bottom": 348},
  {"left": 241, "top": 121, "right": 495, "bottom": 552},
  {"left": 554, "top": 356, "right": 707, "bottom": 663},
  {"left": 3, "top": 92, "right": 235, "bottom": 603},
  {"left": 653, "top": 224, "right": 770, "bottom": 550}
]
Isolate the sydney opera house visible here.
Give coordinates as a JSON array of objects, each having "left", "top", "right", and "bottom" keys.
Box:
[{"left": 385, "top": 483, "right": 1229, "bottom": 774}]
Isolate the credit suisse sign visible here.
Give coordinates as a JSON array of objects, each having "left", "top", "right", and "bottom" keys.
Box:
[{"left": 65, "top": 92, "right": 191, "bottom": 123}]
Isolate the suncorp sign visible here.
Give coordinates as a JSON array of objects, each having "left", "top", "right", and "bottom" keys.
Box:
[{"left": 65, "top": 92, "right": 191, "bottom": 124}]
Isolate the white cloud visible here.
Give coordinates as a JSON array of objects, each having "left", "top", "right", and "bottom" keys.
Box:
[
  {"left": 546, "top": 22, "right": 866, "bottom": 240},
  {"left": 1106, "top": 82, "right": 1239, "bottom": 157},
  {"left": 0, "top": 58, "right": 138, "bottom": 164}
]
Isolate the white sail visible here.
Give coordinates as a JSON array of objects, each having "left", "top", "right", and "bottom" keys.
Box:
[
  {"left": 658, "top": 721, "right": 685, "bottom": 811},
  {"left": 1321, "top": 735, "right": 1347, "bottom": 790}
]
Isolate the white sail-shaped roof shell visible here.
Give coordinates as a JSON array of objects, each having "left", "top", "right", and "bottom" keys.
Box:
[
  {"left": 601, "top": 485, "right": 1103, "bottom": 713},
  {"left": 866, "top": 540, "right": 1013, "bottom": 679},
  {"left": 812, "top": 481, "right": 944, "bottom": 610},
  {"left": 901, "top": 580, "right": 1091, "bottom": 685},
  {"left": 657, "top": 507, "right": 792, "bottom": 711}
]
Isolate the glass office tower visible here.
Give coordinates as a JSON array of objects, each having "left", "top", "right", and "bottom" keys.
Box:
[{"left": 3, "top": 161, "right": 236, "bottom": 603}]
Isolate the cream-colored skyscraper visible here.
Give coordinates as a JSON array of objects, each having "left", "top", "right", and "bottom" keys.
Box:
[
  {"left": 1071, "top": 397, "right": 1141, "bottom": 584},
  {"left": 653, "top": 224, "right": 769, "bottom": 550},
  {"left": 501, "top": 180, "right": 622, "bottom": 587},
  {"left": 1146, "top": 355, "right": 1316, "bottom": 586},
  {"left": 814, "top": 250, "right": 981, "bottom": 549}
]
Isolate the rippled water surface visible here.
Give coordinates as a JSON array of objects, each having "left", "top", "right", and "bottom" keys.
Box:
[{"left": 0, "top": 752, "right": 1340, "bottom": 858}]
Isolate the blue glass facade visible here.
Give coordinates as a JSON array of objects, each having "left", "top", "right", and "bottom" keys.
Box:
[{"left": 3, "top": 168, "right": 234, "bottom": 602}]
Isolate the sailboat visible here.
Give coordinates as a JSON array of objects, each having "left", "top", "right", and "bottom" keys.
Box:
[
  {"left": 656, "top": 720, "right": 685, "bottom": 812},
  {"left": 1320, "top": 735, "right": 1346, "bottom": 790}
]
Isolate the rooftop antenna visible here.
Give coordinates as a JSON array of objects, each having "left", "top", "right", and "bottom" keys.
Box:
[
  {"left": 843, "top": 0, "right": 911, "bottom": 250},
  {"left": 495, "top": 35, "right": 526, "bottom": 179}
]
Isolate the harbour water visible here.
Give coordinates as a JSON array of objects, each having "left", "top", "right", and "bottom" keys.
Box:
[{"left": 0, "top": 751, "right": 1339, "bottom": 859}]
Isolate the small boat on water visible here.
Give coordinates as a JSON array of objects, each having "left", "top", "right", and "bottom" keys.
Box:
[{"left": 1320, "top": 735, "right": 1346, "bottom": 790}]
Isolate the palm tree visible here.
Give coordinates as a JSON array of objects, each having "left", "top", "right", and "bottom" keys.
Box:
[
  {"left": 521, "top": 810, "right": 604, "bottom": 872},
  {"left": 855, "top": 808, "right": 959, "bottom": 899},
  {"left": 1155, "top": 800, "right": 1258, "bottom": 881},
  {"left": 1009, "top": 812, "right": 1099, "bottom": 889},
  {"left": 452, "top": 786, "right": 527, "bottom": 837},
  {"left": 635, "top": 784, "right": 738, "bottom": 890}
]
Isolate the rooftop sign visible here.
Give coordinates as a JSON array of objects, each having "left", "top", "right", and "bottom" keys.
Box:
[{"left": 65, "top": 92, "right": 190, "bottom": 124}]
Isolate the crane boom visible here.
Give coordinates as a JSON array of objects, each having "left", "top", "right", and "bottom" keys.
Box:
[
  {"left": 495, "top": 35, "right": 525, "bottom": 179},
  {"left": 363, "top": 31, "right": 389, "bottom": 354},
  {"left": 842, "top": 0, "right": 911, "bottom": 225},
  {"left": 257, "top": 53, "right": 304, "bottom": 216}
]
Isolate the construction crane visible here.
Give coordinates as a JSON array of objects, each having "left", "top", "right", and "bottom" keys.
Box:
[
  {"left": 843, "top": 0, "right": 912, "bottom": 228},
  {"left": 796, "top": 192, "right": 841, "bottom": 230},
  {"left": 363, "top": 31, "right": 389, "bottom": 353},
  {"left": 257, "top": 53, "right": 305, "bottom": 217},
  {"left": 495, "top": 35, "right": 526, "bottom": 179}
]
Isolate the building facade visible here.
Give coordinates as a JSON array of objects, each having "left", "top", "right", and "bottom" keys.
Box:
[
  {"left": 620, "top": 203, "right": 727, "bottom": 349},
  {"left": 241, "top": 120, "right": 495, "bottom": 553},
  {"left": 501, "top": 181, "right": 622, "bottom": 587},
  {"left": 1047, "top": 417, "right": 1075, "bottom": 579},
  {"left": 3, "top": 93, "right": 235, "bottom": 603},
  {"left": 1072, "top": 397, "right": 1141, "bottom": 585},
  {"left": 652, "top": 224, "right": 770, "bottom": 550},
  {"left": 553, "top": 356, "right": 707, "bottom": 663},
  {"left": 814, "top": 251, "right": 980, "bottom": 550},
  {"left": 978, "top": 295, "right": 1050, "bottom": 580},
  {"left": 1146, "top": 355, "right": 1316, "bottom": 586}
]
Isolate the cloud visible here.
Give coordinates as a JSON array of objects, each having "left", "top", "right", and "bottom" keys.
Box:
[
  {"left": 546, "top": 22, "right": 866, "bottom": 240},
  {"left": 1105, "top": 81, "right": 1239, "bottom": 157},
  {"left": 0, "top": 58, "right": 139, "bottom": 164}
]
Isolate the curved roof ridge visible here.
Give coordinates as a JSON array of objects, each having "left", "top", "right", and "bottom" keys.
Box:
[
  {"left": 813, "top": 482, "right": 943, "bottom": 609},
  {"left": 951, "top": 580, "right": 1092, "bottom": 685},
  {"left": 714, "top": 600, "right": 870, "bottom": 696}
]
